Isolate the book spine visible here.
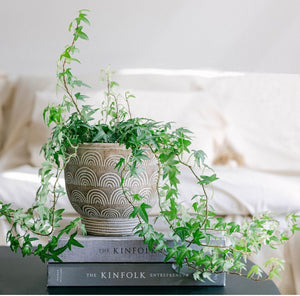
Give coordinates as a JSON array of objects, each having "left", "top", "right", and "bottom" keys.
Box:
[
  {"left": 55, "top": 239, "right": 171, "bottom": 262},
  {"left": 47, "top": 263, "right": 225, "bottom": 287},
  {"left": 55, "top": 238, "right": 224, "bottom": 263}
]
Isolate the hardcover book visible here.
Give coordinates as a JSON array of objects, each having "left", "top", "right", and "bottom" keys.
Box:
[
  {"left": 48, "top": 235, "right": 226, "bottom": 287},
  {"left": 47, "top": 262, "right": 226, "bottom": 287},
  {"left": 52, "top": 235, "right": 225, "bottom": 263},
  {"left": 52, "top": 236, "right": 169, "bottom": 262}
]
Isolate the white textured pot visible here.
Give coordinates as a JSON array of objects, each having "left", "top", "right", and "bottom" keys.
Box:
[{"left": 64, "top": 143, "right": 158, "bottom": 236}]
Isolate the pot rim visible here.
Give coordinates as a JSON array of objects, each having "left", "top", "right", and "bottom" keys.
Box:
[
  {"left": 77, "top": 142, "right": 127, "bottom": 150},
  {"left": 72, "top": 143, "right": 152, "bottom": 152}
]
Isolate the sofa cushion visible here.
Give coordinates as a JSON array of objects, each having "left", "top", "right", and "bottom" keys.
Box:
[
  {"left": 0, "top": 165, "right": 75, "bottom": 214},
  {"left": 28, "top": 89, "right": 103, "bottom": 167},
  {"left": 1, "top": 165, "right": 299, "bottom": 219},
  {"left": 151, "top": 164, "right": 300, "bottom": 216},
  {"left": 113, "top": 68, "right": 240, "bottom": 91},
  {"left": 204, "top": 74, "right": 300, "bottom": 173},
  {"left": 0, "top": 76, "right": 56, "bottom": 171},
  {"left": 130, "top": 89, "right": 225, "bottom": 160},
  {"left": 0, "top": 73, "right": 14, "bottom": 153},
  {"left": 1, "top": 70, "right": 218, "bottom": 170},
  {"left": 27, "top": 88, "right": 225, "bottom": 167}
]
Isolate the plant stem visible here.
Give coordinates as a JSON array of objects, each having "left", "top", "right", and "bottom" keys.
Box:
[{"left": 60, "top": 24, "right": 84, "bottom": 120}]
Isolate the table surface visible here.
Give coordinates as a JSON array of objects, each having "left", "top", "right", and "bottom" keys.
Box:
[{"left": 0, "top": 246, "right": 280, "bottom": 295}]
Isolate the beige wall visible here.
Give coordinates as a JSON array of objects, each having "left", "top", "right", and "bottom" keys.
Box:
[{"left": 1, "top": 0, "right": 300, "bottom": 76}]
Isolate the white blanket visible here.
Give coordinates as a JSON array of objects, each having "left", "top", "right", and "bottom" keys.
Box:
[{"left": 0, "top": 165, "right": 300, "bottom": 294}]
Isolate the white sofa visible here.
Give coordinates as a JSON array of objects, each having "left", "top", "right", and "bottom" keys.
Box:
[{"left": 0, "top": 69, "right": 300, "bottom": 294}]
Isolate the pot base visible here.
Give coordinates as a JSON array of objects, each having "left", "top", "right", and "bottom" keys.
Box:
[{"left": 82, "top": 216, "right": 139, "bottom": 236}]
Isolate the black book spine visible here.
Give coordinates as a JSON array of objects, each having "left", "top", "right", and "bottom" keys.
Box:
[{"left": 47, "top": 263, "right": 225, "bottom": 287}]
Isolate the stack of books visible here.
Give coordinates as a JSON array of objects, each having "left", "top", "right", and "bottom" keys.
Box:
[{"left": 47, "top": 236, "right": 225, "bottom": 287}]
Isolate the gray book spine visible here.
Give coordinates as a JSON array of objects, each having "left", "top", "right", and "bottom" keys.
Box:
[
  {"left": 55, "top": 237, "right": 170, "bottom": 262},
  {"left": 47, "top": 263, "right": 225, "bottom": 287},
  {"left": 54, "top": 235, "right": 225, "bottom": 263}
]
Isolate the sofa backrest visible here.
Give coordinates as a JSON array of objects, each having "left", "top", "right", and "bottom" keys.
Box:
[
  {"left": 0, "top": 69, "right": 299, "bottom": 174},
  {"left": 205, "top": 74, "right": 300, "bottom": 174},
  {"left": 0, "top": 73, "right": 14, "bottom": 153},
  {"left": 0, "top": 76, "right": 55, "bottom": 170}
]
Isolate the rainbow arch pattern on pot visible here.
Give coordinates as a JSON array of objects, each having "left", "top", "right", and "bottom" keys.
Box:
[
  {"left": 100, "top": 208, "right": 120, "bottom": 218},
  {"left": 81, "top": 151, "right": 104, "bottom": 166},
  {"left": 75, "top": 204, "right": 136, "bottom": 218},
  {"left": 81, "top": 205, "right": 101, "bottom": 217},
  {"left": 66, "top": 170, "right": 153, "bottom": 188},
  {"left": 123, "top": 171, "right": 149, "bottom": 187},
  {"left": 69, "top": 150, "right": 157, "bottom": 167},
  {"left": 64, "top": 144, "right": 158, "bottom": 235},
  {"left": 70, "top": 190, "right": 86, "bottom": 203},
  {"left": 86, "top": 189, "right": 110, "bottom": 204},
  {"left": 69, "top": 187, "right": 155, "bottom": 207},
  {"left": 98, "top": 173, "right": 121, "bottom": 187},
  {"left": 103, "top": 154, "right": 124, "bottom": 167},
  {"left": 77, "top": 151, "right": 126, "bottom": 167},
  {"left": 68, "top": 155, "right": 80, "bottom": 165},
  {"left": 74, "top": 167, "right": 98, "bottom": 186},
  {"left": 110, "top": 188, "right": 128, "bottom": 205}
]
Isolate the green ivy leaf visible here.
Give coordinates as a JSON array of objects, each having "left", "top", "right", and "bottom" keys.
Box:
[{"left": 198, "top": 174, "right": 218, "bottom": 185}]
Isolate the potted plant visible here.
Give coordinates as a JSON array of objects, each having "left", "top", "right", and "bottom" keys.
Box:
[{"left": 0, "top": 9, "right": 299, "bottom": 282}]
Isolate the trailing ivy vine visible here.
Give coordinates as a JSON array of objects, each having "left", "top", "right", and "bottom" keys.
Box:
[{"left": 1, "top": 9, "right": 299, "bottom": 282}]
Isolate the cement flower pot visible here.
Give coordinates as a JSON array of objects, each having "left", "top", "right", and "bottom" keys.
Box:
[{"left": 64, "top": 143, "right": 158, "bottom": 236}]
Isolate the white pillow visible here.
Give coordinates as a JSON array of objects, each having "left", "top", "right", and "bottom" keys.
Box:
[
  {"left": 151, "top": 165, "right": 300, "bottom": 216},
  {"left": 206, "top": 74, "right": 300, "bottom": 173},
  {"left": 3, "top": 164, "right": 299, "bottom": 219},
  {"left": 0, "top": 74, "right": 13, "bottom": 152},
  {"left": 28, "top": 90, "right": 104, "bottom": 167},
  {"left": 28, "top": 89, "right": 225, "bottom": 167},
  {"left": 0, "top": 76, "right": 56, "bottom": 171},
  {"left": 0, "top": 165, "right": 75, "bottom": 214},
  {"left": 113, "top": 69, "right": 214, "bottom": 92},
  {"left": 212, "top": 166, "right": 300, "bottom": 215},
  {"left": 130, "top": 89, "right": 226, "bottom": 163}
]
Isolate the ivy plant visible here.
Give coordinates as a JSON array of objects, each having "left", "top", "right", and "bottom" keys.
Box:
[{"left": 1, "top": 9, "right": 300, "bottom": 281}]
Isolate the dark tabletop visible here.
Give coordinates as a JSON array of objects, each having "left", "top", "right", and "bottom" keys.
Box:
[{"left": 0, "top": 246, "right": 280, "bottom": 295}]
